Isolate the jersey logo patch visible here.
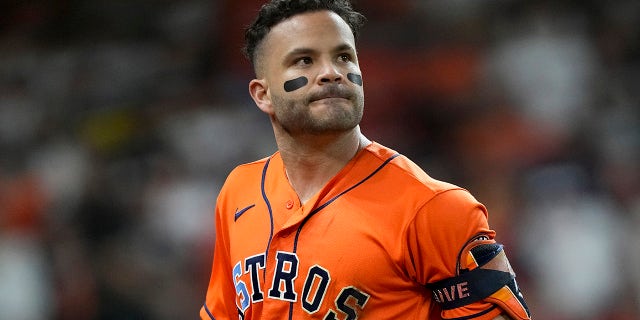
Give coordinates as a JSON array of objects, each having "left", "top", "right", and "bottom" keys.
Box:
[{"left": 234, "top": 204, "right": 256, "bottom": 221}]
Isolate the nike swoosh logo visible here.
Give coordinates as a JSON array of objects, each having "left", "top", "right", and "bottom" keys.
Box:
[{"left": 234, "top": 204, "right": 256, "bottom": 221}]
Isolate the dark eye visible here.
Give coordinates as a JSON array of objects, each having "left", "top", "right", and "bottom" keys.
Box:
[
  {"left": 295, "top": 57, "right": 312, "bottom": 66},
  {"left": 338, "top": 53, "right": 352, "bottom": 63}
]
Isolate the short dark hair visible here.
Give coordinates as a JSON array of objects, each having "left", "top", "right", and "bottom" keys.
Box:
[{"left": 244, "top": 0, "right": 366, "bottom": 73}]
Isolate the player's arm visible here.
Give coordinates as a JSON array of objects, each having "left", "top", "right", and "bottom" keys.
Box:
[
  {"left": 200, "top": 200, "right": 238, "bottom": 320},
  {"left": 428, "top": 235, "right": 531, "bottom": 320},
  {"left": 405, "top": 188, "right": 531, "bottom": 320}
]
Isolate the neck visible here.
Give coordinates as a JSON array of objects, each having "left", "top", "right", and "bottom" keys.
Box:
[{"left": 277, "top": 126, "right": 370, "bottom": 203}]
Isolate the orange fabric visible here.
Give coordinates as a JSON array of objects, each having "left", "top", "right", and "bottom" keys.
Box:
[
  {"left": 486, "top": 286, "right": 531, "bottom": 320},
  {"left": 201, "top": 142, "right": 500, "bottom": 319}
]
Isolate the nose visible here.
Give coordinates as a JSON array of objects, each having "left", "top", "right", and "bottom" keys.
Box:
[{"left": 317, "top": 61, "right": 343, "bottom": 84}]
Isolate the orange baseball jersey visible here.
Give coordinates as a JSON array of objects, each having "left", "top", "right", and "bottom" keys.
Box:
[{"left": 201, "top": 142, "right": 529, "bottom": 319}]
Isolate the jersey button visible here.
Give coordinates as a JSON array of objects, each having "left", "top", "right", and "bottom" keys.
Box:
[{"left": 285, "top": 200, "right": 294, "bottom": 209}]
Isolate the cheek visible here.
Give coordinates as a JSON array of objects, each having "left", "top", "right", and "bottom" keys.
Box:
[
  {"left": 283, "top": 76, "right": 309, "bottom": 92},
  {"left": 347, "top": 73, "right": 363, "bottom": 86}
]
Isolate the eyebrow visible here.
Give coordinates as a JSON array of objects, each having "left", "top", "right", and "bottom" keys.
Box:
[{"left": 283, "top": 43, "right": 356, "bottom": 62}]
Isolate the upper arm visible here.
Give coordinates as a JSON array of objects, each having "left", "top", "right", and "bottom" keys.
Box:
[
  {"left": 404, "top": 189, "right": 530, "bottom": 319},
  {"left": 201, "top": 200, "right": 237, "bottom": 319},
  {"left": 404, "top": 188, "right": 494, "bottom": 285}
]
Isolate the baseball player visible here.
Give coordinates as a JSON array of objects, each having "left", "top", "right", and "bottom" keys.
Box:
[{"left": 201, "top": 0, "right": 531, "bottom": 319}]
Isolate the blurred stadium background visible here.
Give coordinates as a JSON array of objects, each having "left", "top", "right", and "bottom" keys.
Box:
[{"left": 0, "top": 0, "right": 638, "bottom": 319}]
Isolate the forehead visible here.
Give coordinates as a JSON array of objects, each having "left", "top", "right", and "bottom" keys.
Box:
[{"left": 262, "top": 10, "right": 356, "bottom": 58}]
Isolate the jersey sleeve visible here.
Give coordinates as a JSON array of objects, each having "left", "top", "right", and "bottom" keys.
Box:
[
  {"left": 404, "top": 188, "right": 505, "bottom": 320},
  {"left": 200, "top": 197, "right": 237, "bottom": 320}
]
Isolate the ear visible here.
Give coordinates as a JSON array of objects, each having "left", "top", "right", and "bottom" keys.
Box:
[{"left": 249, "top": 79, "right": 274, "bottom": 115}]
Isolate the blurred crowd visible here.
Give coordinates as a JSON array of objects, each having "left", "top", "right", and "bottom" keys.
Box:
[{"left": 0, "top": 0, "right": 638, "bottom": 319}]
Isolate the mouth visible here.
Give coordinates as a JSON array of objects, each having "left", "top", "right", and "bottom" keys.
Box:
[
  {"left": 308, "top": 86, "right": 352, "bottom": 103},
  {"left": 313, "top": 96, "right": 348, "bottom": 102}
]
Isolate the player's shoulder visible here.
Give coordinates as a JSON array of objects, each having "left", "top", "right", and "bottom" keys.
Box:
[
  {"left": 223, "top": 154, "right": 274, "bottom": 187},
  {"left": 230, "top": 155, "right": 271, "bottom": 174},
  {"left": 367, "top": 142, "right": 462, "bottom": 195}
]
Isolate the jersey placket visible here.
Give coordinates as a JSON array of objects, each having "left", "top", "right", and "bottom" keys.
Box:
[
  {"left": 259, "top": 157, "right": 314, "bottom": 317},
  {"left": 258, "top": 150, "right": 401, "bottom": 319}
]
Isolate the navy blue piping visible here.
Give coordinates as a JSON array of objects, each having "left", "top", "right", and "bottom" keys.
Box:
[
  {"left": 261, "top": 158, "right": 275, "bottom": 281},
  {"left": 203, "top": 303, "right": 215, "bottom": 319},
  {"left": 287, "top": 153, "right": 399, "bottom": 319},
  {"left": 293, "top": 153, "right": 400, "bottom": 253},
  {"left": 289, "top": 300, "right": 294, "bottom": 319},
  {"left": 258, "top": 153, "right": 399, "bottom": 320}
]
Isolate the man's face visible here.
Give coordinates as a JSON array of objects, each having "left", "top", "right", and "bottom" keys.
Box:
[{"left": 257, "top": 10, "right": 364, "bottom": 136}]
